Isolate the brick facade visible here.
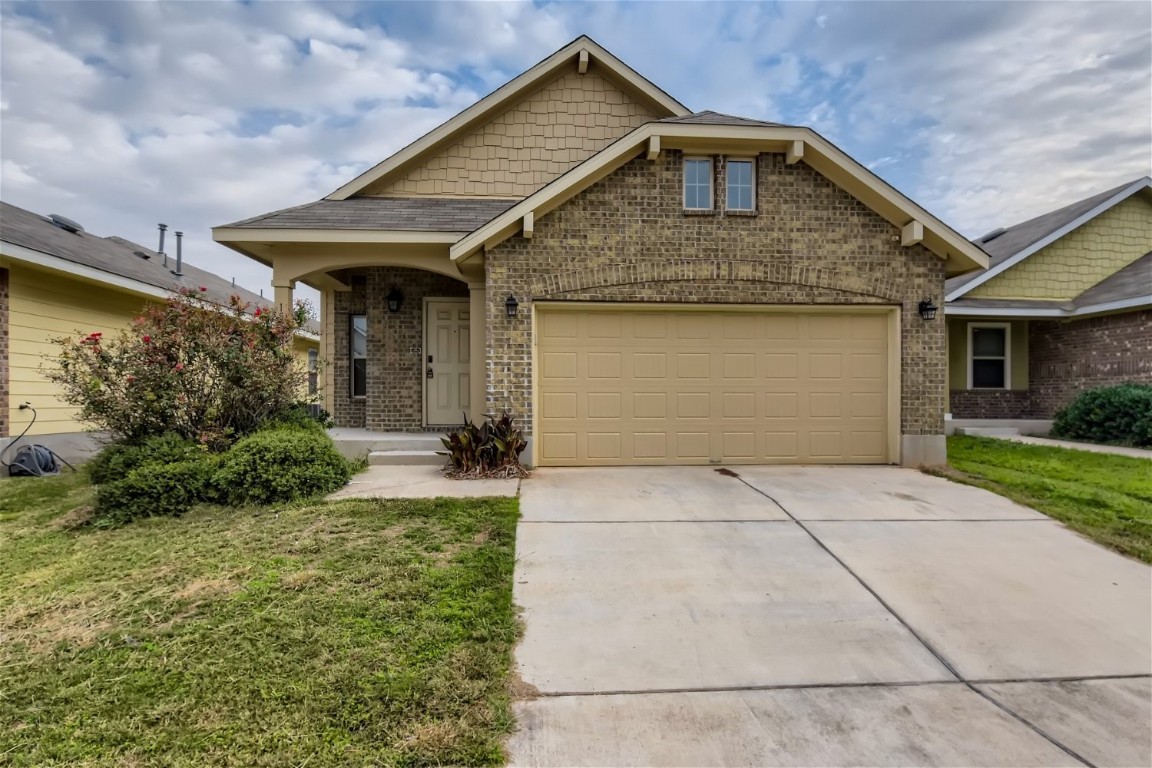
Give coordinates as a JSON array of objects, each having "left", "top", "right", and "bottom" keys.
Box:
[
  {"left": 330, "top": 267, "right": 468, "bottom": 430},
  {"left": 484, "top": 151, "right": 947, "bottom": 439},
  {"left": 948, "top": 309, "right": 1152, "bottom": 419},
  {"left": 1029, "top": 310, "right": 1152, "bottom": 418},
  {"left": 0, "top": 267, "right": 8, "bottom": 438}
]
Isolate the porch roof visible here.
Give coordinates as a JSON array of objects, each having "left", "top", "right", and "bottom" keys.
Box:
[{"left": 218, "top": 196, "right": 519, "bottom": 232}]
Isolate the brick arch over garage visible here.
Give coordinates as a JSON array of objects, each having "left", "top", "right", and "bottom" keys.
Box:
[{"left": 528, "top": 259, "right": 907, "bottom": 304}]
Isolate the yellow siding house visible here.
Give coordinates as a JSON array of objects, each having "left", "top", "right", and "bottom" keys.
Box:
[{"left": 0, "top": 201, "right": 319, "bottom": 461}]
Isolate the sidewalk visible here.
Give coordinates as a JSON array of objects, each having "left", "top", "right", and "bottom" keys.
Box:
[{"left": 989, "top": 434, "right": 1152, "bottom": 460}]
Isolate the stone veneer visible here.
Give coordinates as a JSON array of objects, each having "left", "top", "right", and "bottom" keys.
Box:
[
  {"left": 949, "top": 310, "right": 1151, "bottom": 419},
  {"left": 331, "top": 267, "right": 468, "bottom": 430},
  {"left": 484, "top": 151, "right": 948, "bottom": 459}
]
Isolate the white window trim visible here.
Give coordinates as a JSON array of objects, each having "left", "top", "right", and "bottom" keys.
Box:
[
  {"left": 725, "top": 156, "right": 757, "bottom": 212},
  {"left": 683, "top": 156, "right": 714, "bottom": 211},
  {"left": 350, "top": 314, "right": 368, "bottom": 399},
  {"left": 967, "top": 322, "right": 1011, "bottom": 390}
]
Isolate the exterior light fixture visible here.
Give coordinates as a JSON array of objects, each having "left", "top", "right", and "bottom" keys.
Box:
[
  {"left": 386, "top": 288, "right": 404, "bottom": 313},
  {"left": 918, "top": 299, "right": 938, "bottom": 321},
  {"left": 505, "top": 294, "right": 519, "bottom": 318}
]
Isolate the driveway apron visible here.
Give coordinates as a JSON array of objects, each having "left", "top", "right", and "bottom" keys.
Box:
[{"left": 508, "top": 466, "right": 1152, "bottom": 767}]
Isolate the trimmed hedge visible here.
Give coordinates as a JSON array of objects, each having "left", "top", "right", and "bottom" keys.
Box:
[
  {"left": 87, "top": 433, "right": 204, "bottom": 485},
  {"left": 1051, "top": 384, "right": 1152, "bottom": 448},
  {"left": 215, "top": 428, "right": 352, "bottom": 506},
  {"left": 94, "top": 459, "right": 219, "bottom": 524},
  {"left": 89, "top": 424, "right": 353, "bottom": 524}
]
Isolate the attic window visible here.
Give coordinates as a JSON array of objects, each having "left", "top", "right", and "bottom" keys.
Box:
[{"left": 683, "top": 157, "right": 713, "bottom": 211}]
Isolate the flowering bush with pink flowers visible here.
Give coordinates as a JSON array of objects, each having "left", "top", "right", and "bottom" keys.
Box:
[{"left": 48, "top": 287, "right": 313, "bottom": 449}]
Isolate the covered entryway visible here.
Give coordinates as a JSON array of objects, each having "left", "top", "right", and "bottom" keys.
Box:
[{"left": 535, "top": 305, "right": 898, "bottom": 466}]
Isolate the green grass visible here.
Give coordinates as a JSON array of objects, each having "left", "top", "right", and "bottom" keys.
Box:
[
  {"left": 0, "top": 472, "right": 520, "bottom": 767},
  {"left": 940, "top": 435, "right": 1152, "bottom": 563}
]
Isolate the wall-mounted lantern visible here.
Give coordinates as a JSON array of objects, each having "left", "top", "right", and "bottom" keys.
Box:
[
  {"left": 505, "top": 294, "right": 519, "bottom": 318},
  {"left": 918, "top": 299, "right": 938, "bottom": 321},
  {"left": 386, "top": 287, "right": 404, "bottom": 313}
]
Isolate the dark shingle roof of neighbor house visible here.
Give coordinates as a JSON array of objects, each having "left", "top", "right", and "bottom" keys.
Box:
[
  {"left": 219, "top": 196, "right": 520, "bottom": 231},
  {"left": 1073, "top": 251, "right": 1152, "bottom": 307},
  {"left": 656, "top": 110, "right": 793, "bottom": 128},
  {"left": 946, "top": 178, "right": 1150, "bottom": 296},
  {"left": 0, "top": 201, "right": 319, "bottom": 334}
]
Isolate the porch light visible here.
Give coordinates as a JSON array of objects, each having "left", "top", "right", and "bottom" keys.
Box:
[
  {"left": 918, "top": 299, "right": 938, "bottom": 321},
  {"left": 505, "top": 294, "right": 519, "bottom": 318},
  {"left": 386, "top": 288, "right": 404, "bottom": 313}
]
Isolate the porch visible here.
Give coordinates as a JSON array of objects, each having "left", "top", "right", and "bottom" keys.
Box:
[{"left": 329, "top": 427, "right": 446, "bottom": 466}]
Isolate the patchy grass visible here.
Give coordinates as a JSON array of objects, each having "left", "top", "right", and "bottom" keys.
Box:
[
  {"left": 0, "top": 472, "right": 520, "bottom": 767},
  {"left": 938, "top": 435, "right": 1152, "bottom": 563}
]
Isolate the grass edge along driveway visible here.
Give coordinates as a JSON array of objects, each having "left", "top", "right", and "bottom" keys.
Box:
[
  {"left": 0, "top": 472, "right": 520, "bottom": 767},
  {"left": 934, "top": 435, "right": 1152, "bottom": 564}
]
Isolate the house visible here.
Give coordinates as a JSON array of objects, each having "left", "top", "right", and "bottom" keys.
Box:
[
  {"left": 214, "top": 36, "right": 988, "bottom": 468},
  {"left": 0, "top": 201, "right": 320, "bottom": 461},
  {"left": 945, "top": 178, "right": 1151, "bottom": 433}
]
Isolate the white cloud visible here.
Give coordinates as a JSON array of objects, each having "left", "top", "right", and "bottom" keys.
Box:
[{"left": 0, "top": 0, "right": 1147, "bottom": 311}]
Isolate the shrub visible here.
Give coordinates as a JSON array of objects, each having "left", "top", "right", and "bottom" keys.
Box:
[
  {"left": 47, "top": 288, "right": 315, "bottom": 449},
  {"left": 441, "top": 412, "right": 527, "bottom": 477},
  {"left": 216, "top": 429, "right": 352, "bottom": 506},
  {"left": 272, "top": 402, "right": 335, "bottom": 433},
  {"left": 94, "top": 459, "right": 218, "bottom": 524},
  {"left": 87, "top": 433, "right": 205, "bottom": 485},
  {"left": 1051, "top": 384, "right": 1152, "bottom": 448}
]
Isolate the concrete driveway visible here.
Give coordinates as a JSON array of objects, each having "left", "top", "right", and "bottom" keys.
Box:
[{"left": 507, "top": 466, "right": 1152, "bottom": 767}]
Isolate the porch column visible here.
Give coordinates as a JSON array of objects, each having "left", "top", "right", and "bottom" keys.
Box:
[
  {"left": 320, "top": 288, "right": 335, "bottom": 415},
  {"left": 273, "top": 280, "right": 295, "bottom": 314},
  {"left": 468, "top": 283, "right": 486, "bottom": 424}
]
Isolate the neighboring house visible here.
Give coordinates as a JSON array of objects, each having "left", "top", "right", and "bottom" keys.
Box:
[
  {"left": 214, "top": 36, "right": 987, "bottom": 467},
  {"left": 0, "top": 201, "right": 320, "bottom": 460},
  {"left": 945, "top": 178, "right": 1151, "bottom": 431}
]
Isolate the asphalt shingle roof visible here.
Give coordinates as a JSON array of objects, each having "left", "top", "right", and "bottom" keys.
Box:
[
  {"left": 946, "top": 178, "right": 1150, "bottom": 296},
  {"left": 1073, "top": 251, "right": 1152, "bottom": 307},
  {"left": 0, "top": 201, "right": 319, "bottom": 333},
  {"left": 656, "top": 110, "right": 793, "bottom": 128},
  {"left": 219, "top": 197, "right": 520, "bottom": 231}
]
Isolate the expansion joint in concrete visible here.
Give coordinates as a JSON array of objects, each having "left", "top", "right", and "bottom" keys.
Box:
[{"left": 719, "top": 469, "right": 1099, "bottom": 768}]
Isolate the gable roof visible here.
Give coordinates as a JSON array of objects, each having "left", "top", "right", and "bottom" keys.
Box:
[
  {"left": 327, "top": 35, "right": 690, "bottom": 201},
  {"left": 450, "top": 119, "right": 989, "bottom": 275},
  {"left": 0, "top": 201, "right": 319, "bottom": 334},
  {"left": 657, "top": 111, "right": 793, "bottom": 128},
  {"left": 219, "top": 196, "right": 518, "bottom": 232},
  {"left": 946, "top": 176, "right": 1151, "bottom": 300}
]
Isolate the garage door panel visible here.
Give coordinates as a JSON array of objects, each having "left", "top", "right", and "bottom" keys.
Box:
[{"left": 537, "top": 309, "right": 891, "bottom": 466}]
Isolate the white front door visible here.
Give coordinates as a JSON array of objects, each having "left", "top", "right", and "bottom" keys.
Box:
[{"left": 424, "top": 299, "right": 470, "bottom": 426}]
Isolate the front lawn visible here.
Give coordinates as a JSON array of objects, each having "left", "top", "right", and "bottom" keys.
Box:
[
  {"left": 0, "top": 472, "right": 520, "bottom": 767},
  {"left": 941, "top": 435, "right": 1152, "bottom": 563}
]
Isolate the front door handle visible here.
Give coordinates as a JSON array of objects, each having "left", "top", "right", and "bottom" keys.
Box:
[{"left": 427, "top": 367, "right": 434, "bottom": 379}]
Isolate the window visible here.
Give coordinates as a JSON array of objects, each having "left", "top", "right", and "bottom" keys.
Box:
[
  {"left": 683, "top": 157, "right": 713, "bottom": 210},
  {"left": 968, "top": 323, "right": 1010, "bottom": 389},
  {"left": 350, "top": 315, "right": 367, "bottom": 398},
  {"left": 726, "top": 158, "right": 755, "bottom": 211},
  {"left": 307, "top": 348, "right": 319, "bottom": 395}
]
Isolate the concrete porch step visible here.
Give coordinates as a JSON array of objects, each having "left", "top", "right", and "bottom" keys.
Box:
[
  {"left": 330, "top": 429, "right": 446, "bottom": 459},
  {"left": 368, "top": 450, "right": 445, "bottom": 466}
]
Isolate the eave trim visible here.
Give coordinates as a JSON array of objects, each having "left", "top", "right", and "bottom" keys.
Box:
[{"left": 450, "top": 122, "right": 988, "bottom": 273}]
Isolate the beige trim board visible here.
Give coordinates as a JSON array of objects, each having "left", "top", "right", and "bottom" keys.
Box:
[
  {"left": 451, "top": 122, "right": 988, "bottom": 276},
  {"left": 327, "top": 36, "right": 689, "bottom": 201}
]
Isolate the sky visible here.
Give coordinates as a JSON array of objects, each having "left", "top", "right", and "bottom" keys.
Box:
[{"left": 1, "top": 0, "right": 1149, "bottom": 303}]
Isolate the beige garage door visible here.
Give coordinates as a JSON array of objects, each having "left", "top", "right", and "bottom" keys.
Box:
[{"left": 536, "top": 307, "right": 892, "bottom": 466}]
